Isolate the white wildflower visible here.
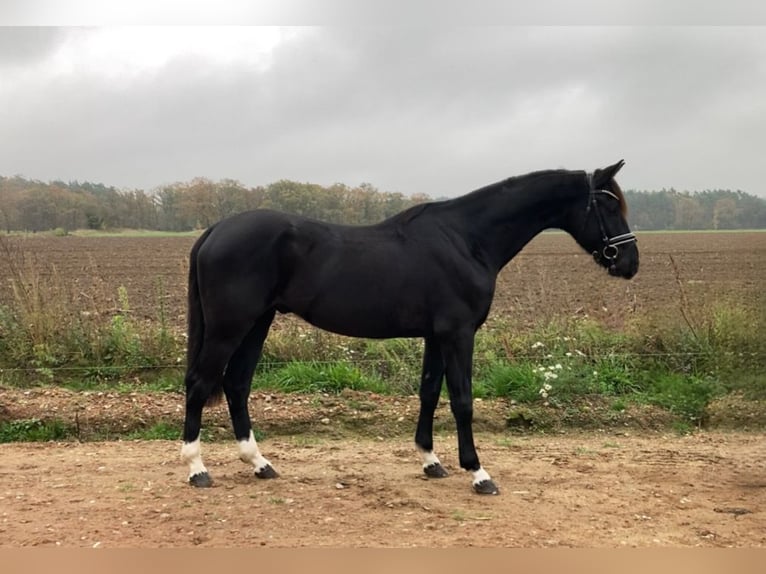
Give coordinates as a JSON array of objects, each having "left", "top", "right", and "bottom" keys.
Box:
[
  {"left": 543, "top": 371, "right": 558, "bottom": 381},
  {"left": 531, "top": 341, "right": 544, "bottom": 349}
]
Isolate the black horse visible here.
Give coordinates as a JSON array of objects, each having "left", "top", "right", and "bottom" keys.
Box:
[{"left": 181, "top": 160, "right": 638, "bottom": 495}]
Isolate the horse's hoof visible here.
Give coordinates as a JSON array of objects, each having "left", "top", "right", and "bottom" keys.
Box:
[
  {"left": 189, "top": 472, "right": 213, "bottom": 488},
  {"left": 473, "top": 479, "right": 499, "bottom": 495},
  {"left": 255, "top": 465, "right": 279, "bottom": 479},
  {"left": 424, "top": 463, "right": 449, "bottom": 478}
]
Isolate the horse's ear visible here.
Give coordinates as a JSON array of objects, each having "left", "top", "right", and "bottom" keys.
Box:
[{"left": 591, "top": 159, "right": 625, "bottom": 188}]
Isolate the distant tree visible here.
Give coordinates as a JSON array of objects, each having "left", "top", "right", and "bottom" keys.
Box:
[
  {"left": 1, "top": 174, "right": 764, "bottom": 232},
  {"left": 712, "top": 196, "right": 739, "bottom": 229},
  {"left": 214, "top": 179, "right": 253, "bottom": 220},
  {"left": 178, "top": 178, "right": 218, "bottom": 229},
  {"left": 623, "top": 190, "right": 675, "bottom": 230},
  {"left": 673, "top": 194, "right": 707, "bottom": 229},
  {"left": 155, "top": 184, "right": 189, "bottom": 231}
]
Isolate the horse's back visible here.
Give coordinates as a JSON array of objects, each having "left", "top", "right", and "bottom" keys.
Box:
[{"left": 192, "top": 208, "right": 492, "bottom": 338}]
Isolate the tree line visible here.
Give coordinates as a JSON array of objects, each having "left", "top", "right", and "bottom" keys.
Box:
[{"left": 1, "top": 175, "right": 764, "bottom": 232}]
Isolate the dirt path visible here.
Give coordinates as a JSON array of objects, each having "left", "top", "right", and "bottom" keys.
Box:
[{"left": 1, "top": 432, "right": 763, "bottom": 547}]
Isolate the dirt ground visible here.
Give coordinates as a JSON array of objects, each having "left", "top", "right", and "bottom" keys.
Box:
[{"left": 1, "top": 431, "right": 763, "bottom": 548}]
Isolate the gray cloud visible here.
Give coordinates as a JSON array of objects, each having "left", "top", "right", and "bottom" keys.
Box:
[
  {"left": 0, "top": 26, "right": 764, "bottom": 197},
  {"left": 0, "top": 26, "right": 66, "bottom": 67}
]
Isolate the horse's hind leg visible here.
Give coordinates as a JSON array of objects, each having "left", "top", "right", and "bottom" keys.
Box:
[
  {"left": 415, "top": 337, "right": 448, "bottom": 478},
  {"left": 223, "top": 310, "right": 279, "bottom": 479},
  {"left": 182, "top": 334, "right": 242, "bottom": 487}
]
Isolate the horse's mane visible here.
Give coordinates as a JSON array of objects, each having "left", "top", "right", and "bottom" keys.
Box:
[
  {"left": 385, "top": 169, "right": 628, "bottom": 224},
  {"left": 383, "top": 201, "right": 434, "bottom": 226},
  {"left": 448, "top": 169, "right": 572, "bottom": 206}
]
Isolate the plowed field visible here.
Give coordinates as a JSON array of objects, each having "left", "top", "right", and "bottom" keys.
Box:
[{"left": 2, "top": 231, "right": 764, "bottom": 332}]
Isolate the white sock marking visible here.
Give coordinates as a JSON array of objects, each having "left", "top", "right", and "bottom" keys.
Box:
[
  {"left": 238, "top": 430, "right": 272, "bottom": 472},
  {"left": 472, "top": 466, "right": 492, "bottom": 486},
  {"left": 419, "top": 448, "right": 442, "bottom": 469},
  {"left": 180, "top": 438, "right": 207, "bottom": 479}
]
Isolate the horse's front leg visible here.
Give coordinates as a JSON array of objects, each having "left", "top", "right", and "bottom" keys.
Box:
[
  {"left": 415, "top": 337, "right": 448, "bottom": 478},
  {"left": 441, "top": 330, "right": 499, "bottom": 495}
]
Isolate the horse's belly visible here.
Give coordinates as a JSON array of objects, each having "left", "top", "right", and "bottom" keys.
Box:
[{"left": 288, "top": 293, "right": 427, "bottom": 339}]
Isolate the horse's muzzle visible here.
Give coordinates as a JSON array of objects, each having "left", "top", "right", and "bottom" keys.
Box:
[
  {"left": 609, "top": 251, "right": 639, "bottom": 279},
  {"left": 609, "top": 263, "right": 637, "bottom": 279}
]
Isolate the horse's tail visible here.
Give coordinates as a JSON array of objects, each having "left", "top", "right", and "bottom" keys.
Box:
[{"left": 185, "top": 225, "right": 221, "bottom": 405}]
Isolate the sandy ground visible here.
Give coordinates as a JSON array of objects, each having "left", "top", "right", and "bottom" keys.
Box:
[{"left": 1, "top": 431, "right": 763, "bottom": 548}]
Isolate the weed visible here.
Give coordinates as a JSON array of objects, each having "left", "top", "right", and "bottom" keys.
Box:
[
  {"left": 645, "top": 373, "right": 722, "bottom": 424},
  {"left": 256, "top": 361, "right": 388, "bottom": 395},
  {"left": 0, "top": 418, "right": 74, "bottom": 442},
  {"left": 124, "top": 422, "right": 179, "bottom": 441},
  {"left": 476, "top": 362, "right": 540, "bottom": 402},
  {"left": 610, "top": 399, "right": 627, "bottom": 412},
  {"left": 671, "top": 420, "right": 696, "bottom": 435}
]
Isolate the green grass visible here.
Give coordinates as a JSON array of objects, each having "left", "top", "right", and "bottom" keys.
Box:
[
  {"left": 70, "top": 229, "right": 202, "bottom": 238},
  {"left": 255, "top": 361, "right": 389, "bottom": 395},
  {"left": 474, "top": 362, "right": 541, "bottom": 402},
  {"left": 643, "top": 372, "right": 723, "bottom": 424},
  {"left": 123, "top": 422, "right": 180, "bottom": 441},
  {"left": 0, "top": 418, "right": 75, "bottom": 442}
]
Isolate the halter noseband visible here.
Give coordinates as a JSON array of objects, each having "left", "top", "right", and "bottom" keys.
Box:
[{"left": 585, "top": 174, "right": 637, "bottom": 261}]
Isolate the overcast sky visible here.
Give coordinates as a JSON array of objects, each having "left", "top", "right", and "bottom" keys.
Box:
[{"left": 1, "top": 25, "right": 765, "bottom": 197}]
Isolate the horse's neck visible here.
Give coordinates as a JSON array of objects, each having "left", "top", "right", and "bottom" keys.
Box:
[{"left": 445, "top": 172, "right": 586, "bottom": 271}]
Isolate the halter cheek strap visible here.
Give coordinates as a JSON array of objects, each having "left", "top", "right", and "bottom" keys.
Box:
[{"left": 585, "top": 173, "right": 637, "bottom": 261}]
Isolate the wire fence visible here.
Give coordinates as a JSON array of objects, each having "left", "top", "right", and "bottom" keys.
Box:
[{"left": 0, "top": 350, "right": 761, "bottom": 375}]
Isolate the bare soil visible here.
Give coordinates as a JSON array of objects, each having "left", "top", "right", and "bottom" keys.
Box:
[
  {"left": 2, "top": 231, "right": 764, "bottom": 332},
  {"left": 1, "top": 431, "right": 764, "bottom": 548}
]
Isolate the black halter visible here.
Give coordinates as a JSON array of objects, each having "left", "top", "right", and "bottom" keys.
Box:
[{"left": 585, "top": 174, "right": 637, "bottom": 261}]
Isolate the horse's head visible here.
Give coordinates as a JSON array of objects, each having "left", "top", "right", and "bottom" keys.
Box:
[{"left": 572, "top": 160, "right": 639, "bottom": 279}]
